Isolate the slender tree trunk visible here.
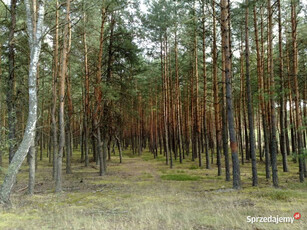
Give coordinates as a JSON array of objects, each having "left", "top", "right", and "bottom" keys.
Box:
[
  {"left": 65, "top": 12, "right": 72, "bottom": 174},
  {"left": 278, "top": 0, "right": 288, "bottom": 172},
  {"left": 28, "top": 0, "right": 39, "bottom": 194},
  {"left": 39, "top": 77, "right": 44, "bottom": 162},
  {"left": 48, "top": 110, "right": 52, "bottom": 163},
  {"left": 221, "top": 35, "right": 230, "bottom": 181},
  {"left": 253, "top": 7, "right": 262, "bottom": 162},
  {"left": 161, "top": 38, "right": 169, "bottom": 165},
  {"left": 174, "top": 9, "right": 183, "bottom": 164},
  {"left": 193, "top": 2, "right": 200, "bottom": 167},
  {"left": 268, "top": 0, "right": 278, "bottom": 187},
  {"left": 245, "top": 0, "right": 257, "bottom": 186},
  {"left": 28, "top": 140, "right": 35, "bottom": 195},
  {"left": 94, "top": 5, "right": 106, "bottom": 176},
  {"left": 286, "top": 49, "right": 296, "bottom": 161},
  {"left": 56, "top": 0, "right": 70, "bottom": 193},
  {"left": 239, "top": 35, "right": 244, "bottom": 165},
  {"left": 65, "top": 121, "right": 72, "bottom": 174},
  {"left": 221, "top": 0, "right": 240, "bottom": 189},
  {"left": 103, "top": 13, "right": 115, "bottom": 162},
  {"left": 166, "top": 39, "right": 172, "bottom": 168},
  {"left": 284, "top": 99, "right": 291, "bottom": 157},
  {"left": 7, "top": 0, "right": 17, "bottom": 164},
  {"left": 257, "top": 113, "right": 262, "bottom": 161},
  {"left": 115, "top": 136, "right": 122, "bottom": 163},
  {"left": 212, "top": 0, "right": 221, "bottom": 176},
  {"left": 202, "top": 0, "right": 210, "bottom": 169},
  {"left": 83, "top": 7, "right": 90, "bottom": 168},
  {"left": 260, "top": 7, "right": 270, "bottom": 179},
  {"left": 0, "top": 0, "right": 45, "bottom": 206},
  {"left": 291, "top": 0, "right": 305, "bottom": 182},
  {"left": 52, "top": 0, "right": 59, "bottom": 180}
]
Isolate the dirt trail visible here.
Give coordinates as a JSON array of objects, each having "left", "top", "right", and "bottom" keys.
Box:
[{"left": 107, "top": 157, "right": 160, "bottom": 180}]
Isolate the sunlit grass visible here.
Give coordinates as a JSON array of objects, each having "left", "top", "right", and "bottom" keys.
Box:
[{"left": 0, "top": 148, "right": 306, "bottom": 229}]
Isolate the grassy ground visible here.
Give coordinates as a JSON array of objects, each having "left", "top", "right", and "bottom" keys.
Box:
[{"left": 0, "top": 149, "right": 306, "bottom": 230}]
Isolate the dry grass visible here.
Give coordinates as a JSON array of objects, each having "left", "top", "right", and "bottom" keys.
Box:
[{"left": 0, "top": 149, "right": 306, "bottom": 229}]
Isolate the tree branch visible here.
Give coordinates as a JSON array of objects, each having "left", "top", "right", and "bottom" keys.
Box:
[{"left": 0, "top": 0, "right": 11, "bottom": 13}]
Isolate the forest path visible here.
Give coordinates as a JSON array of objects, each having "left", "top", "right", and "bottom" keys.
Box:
[{"left": 109, "top": 155, "right": 162, "bottom": 180}]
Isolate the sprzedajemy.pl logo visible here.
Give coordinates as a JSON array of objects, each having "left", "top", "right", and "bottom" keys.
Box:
[{"left": 247, "top": 212, "right": 301, "bottom": 224}]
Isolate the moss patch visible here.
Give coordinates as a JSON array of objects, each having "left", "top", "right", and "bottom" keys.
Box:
[{"left": 161, "top": 174, "right": 203, "bottom": 181}]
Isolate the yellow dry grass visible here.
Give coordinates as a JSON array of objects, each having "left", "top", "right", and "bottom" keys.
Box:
[{"left": 0, "top": 149, "right": 306, "bottom": 230}]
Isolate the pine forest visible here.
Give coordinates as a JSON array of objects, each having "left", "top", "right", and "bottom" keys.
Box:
[{"left": 0, "top": 0, "right": 306, "bottom": 229}]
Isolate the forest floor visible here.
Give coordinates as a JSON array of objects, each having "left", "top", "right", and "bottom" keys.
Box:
[{"left": 0, "top": 149, "right": 306, "bottom": 230}]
